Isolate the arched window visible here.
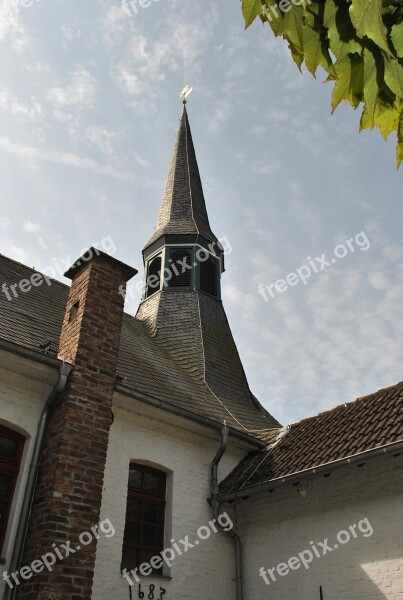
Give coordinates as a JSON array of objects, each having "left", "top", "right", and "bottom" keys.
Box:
[
  {"left": 200, "top": 255, "right": 217, "bottom": 297},
  {"left": 167, "top": 249, "right": 192, "bottom": 288},
  {"left": 121, "top": 464, "right": 166, "bottom": 575},
  {"left": 0, "top": 425, "right": 25, "bottom": 552},
  {"left": 146, "top": 256, "right": 162, "bottom": 298}
]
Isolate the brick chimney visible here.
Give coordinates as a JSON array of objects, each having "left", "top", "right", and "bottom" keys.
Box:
[{"left": 17, "top": 249, "right": 137, "bottom": 600}]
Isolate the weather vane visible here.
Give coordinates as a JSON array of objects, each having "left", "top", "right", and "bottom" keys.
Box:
[{"left": 180, "top": 84, "right": 193, "bottom": 104}]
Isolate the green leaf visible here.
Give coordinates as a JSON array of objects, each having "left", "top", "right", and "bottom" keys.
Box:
[
  {"left": 349, "top": 0, "right": 392, "bottom": 56},
  {"left": 360, "top": 104, "right": 373, "bottom": 131},
  {"left": 331, "top": 56, "right": 364, "bottom": 112},
  {"left": 397, "top": 110, "right": 403, "bottom": 168},
  {"left": 242, "top": 0, "right": 262, "bottom": 28},
  {"left": 373, "top": 102, "right": 400, "bottom": 140},
  {"left": 363, "top": 48, "right": 379, "bottom": 124},
  {"left": 323, "top": 0, "right": 362, "bottom": 60},
  {"left": 288, "top": 41, "right": 304, "bottom": 71},
  {"left": 302, "top": 13, "right": 335, "bottom": 76},
  {"left": 282, "top": 5, "right": 304, "bottom": 52},
  {"left": 391, "top": 23, "right": 403, "bottom": 59},
  {"left": 384, "top": 55, "right": 403, "bottom": 99},
  {"left": 259, "top": 0, "right": 285, "bottom": 37}
]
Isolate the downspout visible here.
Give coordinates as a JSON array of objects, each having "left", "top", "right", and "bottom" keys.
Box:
[
  {"left": 3, "top": 360, "right": 73, "bottom": 600},
  {"left": 210, "top": 424, "right": 243, "bottom": 600}
]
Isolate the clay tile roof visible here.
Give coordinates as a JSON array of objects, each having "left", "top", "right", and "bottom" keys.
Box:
[{"left": 219, "top": 382, "right": 403, "bottom": 495}]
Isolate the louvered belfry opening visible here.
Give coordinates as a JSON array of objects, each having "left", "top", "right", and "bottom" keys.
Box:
[
  {"left": 168, "top": 249, "right": 192, "bottom": 287},
  {"left": 200, "top": 255, "right": 217, "bottom": 297},
  {"left": 146, "top": 255, "right": 162, "bottom": 297}
]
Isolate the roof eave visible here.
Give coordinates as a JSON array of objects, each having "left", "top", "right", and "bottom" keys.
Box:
[
  {"left": 115, "top": 382, "right": 267, "bottom": 449},
  {"left": 218, "top": 439, "right": 403, "bottom": 502}
]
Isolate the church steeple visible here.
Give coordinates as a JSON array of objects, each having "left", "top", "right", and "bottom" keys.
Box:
[
  {"left": 142, "top": 104, "right": 224, "bottom": 300},
  {"left": 134, "top": 103, "right": 280, "bottom": 435},
  {"left": 144, "top": 104, "right": 218, "bottom": 250}
]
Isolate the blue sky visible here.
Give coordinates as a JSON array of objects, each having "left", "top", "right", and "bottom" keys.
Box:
[{"left": 1, "top": 0, "right": 402, "bottom": 426}]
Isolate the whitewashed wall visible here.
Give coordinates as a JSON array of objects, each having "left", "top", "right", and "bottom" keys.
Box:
[
  {"left": 92, "top": 399, "right": 248, "bottom": 600},
  {"left": 0, "top": 362, "right": 52, "bottom": 598},
  {"left": 234, "top": 453, "right": 403, "bottom": 600}
]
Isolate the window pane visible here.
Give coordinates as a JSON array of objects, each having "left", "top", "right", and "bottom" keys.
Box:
[
  {"left": 124, "top": 523, "right": 141, "bottom": 545},
  {"left": 126, "top": 499, "right": 141, "bottom": 521},
  {"left": 140, "top": 550, "right": 163, "bottom": 574},
  {"left": 143, "top": 472, "right": 161, "bottom": 493},
  {"left": 0, "top": 437, "right": 18, "bottom": 460},
  {"left": 143, "top": 525, "right": 163, "bottom": 548},
  {"left": 121, "top": 547, "right": 138, "bottom": 572},
  {"left": 0, "top": 502, "right": 8, "bottom": 529},
  {"left": 128, "top": 468, "right": 142, "bottom": 490},
  {"left": 168, "top": 250, "right": 192, "bottom": 287},
  {"left": 0, "top": 475, "right": 13, "bottom": 499},
  {"left": 144, "top": 502, "right": 163, "bottom": 524}
]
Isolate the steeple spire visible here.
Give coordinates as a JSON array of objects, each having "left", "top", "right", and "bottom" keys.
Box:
[
  {"left": 143, "top": 104, "right": 218, "bottom": 251},
  {"left": 134, "top": 103, "right": 280, "bottom": 435}
]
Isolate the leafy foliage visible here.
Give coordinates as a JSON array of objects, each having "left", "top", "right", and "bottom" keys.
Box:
[{"left": 241, "top": 0, "right": 403, "bottom": 167}]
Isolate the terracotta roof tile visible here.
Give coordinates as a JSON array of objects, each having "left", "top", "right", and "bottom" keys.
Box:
[{"left": 220, "top": 382, "right": 403, "bottom": 494}]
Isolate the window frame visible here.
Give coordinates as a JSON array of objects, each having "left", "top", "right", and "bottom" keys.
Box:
[
  {"left": 0, "top": 425, "right": 25, "bottom": 554},
  {"left": 199, "top": 254, "right": 218, "bottom": 297},
  {"left": 122, "top": 463, "right": 167, "bottom": 574},
  {"left": 145, "top": 254, "right": 163, "bottom": 298}
]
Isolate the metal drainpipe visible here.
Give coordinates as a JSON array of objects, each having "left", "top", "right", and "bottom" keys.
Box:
[
  {"left": 210, "top": 424, "right": 243, "bottom": 600},
  {"left": 2, "top": 360, "right": 73, "bottom": 600}
]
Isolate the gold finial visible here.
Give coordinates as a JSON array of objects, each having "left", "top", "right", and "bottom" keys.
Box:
[{"left": 180, "top": 85, "right": 193, "bottom": 104}]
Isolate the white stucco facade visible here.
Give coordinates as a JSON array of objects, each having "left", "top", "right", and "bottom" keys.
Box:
[
  {"left": 1, "top": 353, "right": 403, "bottom": 600},
  {"left": 92, "top": 393, "right": 249, "bottom": 600},
  {"left": 0, "top": 355, "right": 56, "bottom": 599},
  {"left": 234, "top": 453, "right": 403, "bottom": 600}
]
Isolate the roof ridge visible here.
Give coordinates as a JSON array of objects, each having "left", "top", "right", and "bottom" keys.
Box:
[{"left": 285, "top": 380, "right": 403, "bottom": 430}]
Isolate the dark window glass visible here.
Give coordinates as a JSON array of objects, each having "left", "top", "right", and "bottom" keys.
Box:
[
  {"left": 143, "top": 472, "right": 162, "bottom": 494},
  {"left": 0, "top": 426, "right": 25, "bottom": 553},
  {"left": 200, "top": 255, "right": 217, "bottom": 297},
  {"left": 0, "top": 476, "right": 13, "bottom": 499},
  {"left": 146, "top": 256, "right": 162, "bottom": 298},
  {"left": 0, "top": 438, "right": 18, "bottom": 461},
  {"left": 167, "top": 249, "right": 192, "bottom": 287},
  {"left": 122, "top": 464, "right": 166, "bottom": 575}
]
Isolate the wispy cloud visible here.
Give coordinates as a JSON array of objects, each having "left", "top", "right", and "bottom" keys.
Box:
[
  {"left": 0, "top": 0, "right": 29, "bottom": 51},
  {"left": 22, "top": 220, "right": 47, "bottom": 250},
  {"left": 0, "top": 137, "right": 135, "bottom": 180},
  {"left": 0, "top": 90, "right": 43, "bottom": 122},
  {"left": 47, "top": 65, "right": 97, "bottom": 110}
]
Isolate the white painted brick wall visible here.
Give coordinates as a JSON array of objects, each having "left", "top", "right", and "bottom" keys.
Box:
[
  {"left": 0, "top": 365, "right": 51, "bottom": 597},
  {"left": 92, "top": 404, "right": 247, "bottom": 600},
  {"left": 234, "top": 454, "right": 403, "bottom": 600}
]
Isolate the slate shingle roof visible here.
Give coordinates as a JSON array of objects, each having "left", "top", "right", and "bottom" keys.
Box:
[
  {"left": 144, "top": 106, "right": 218, "bottom": 250},
  {"left": 219, "top": 381, "right": 403, "bottom": 495},
  {"left": 0, "top": 254, "right": 280, "bottom": 435}
]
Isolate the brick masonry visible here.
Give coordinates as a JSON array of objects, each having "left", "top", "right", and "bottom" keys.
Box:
[{"left": 16, "top": 252, "right": 136, "bottom": 600}]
